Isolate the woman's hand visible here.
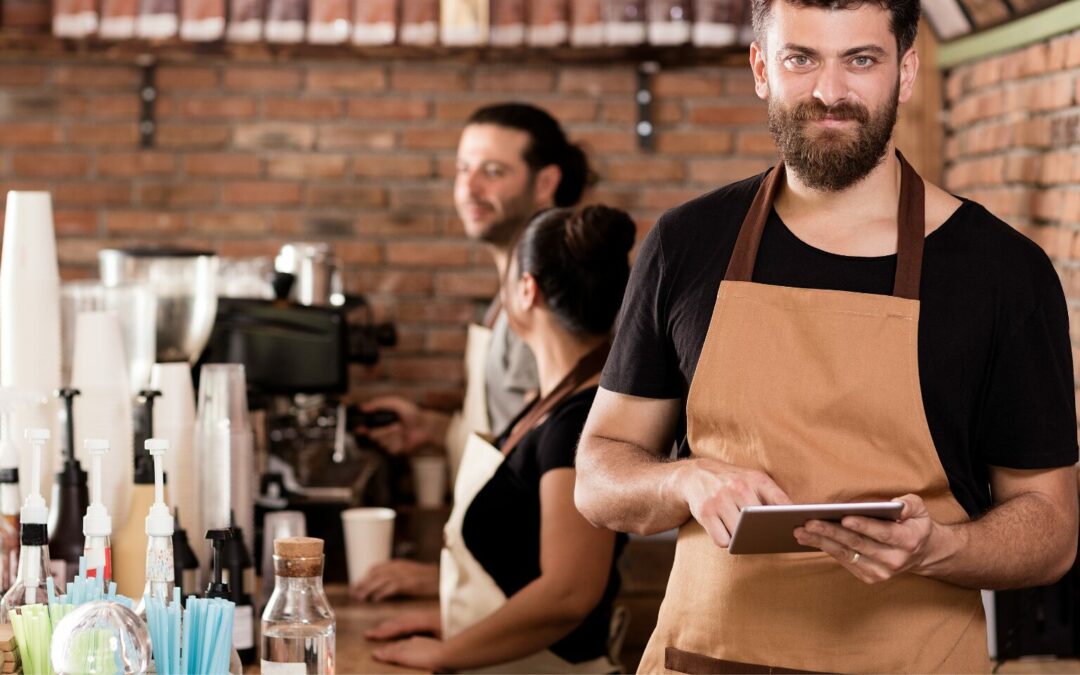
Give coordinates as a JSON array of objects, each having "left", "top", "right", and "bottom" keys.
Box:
[
  {"left": 351, "top": 560, "right": 439, "bottom": 602},
  {"left": 365, "top": 609, "right": 442, "bottom": 641},
  {"left": 372, "top": 636, "right": 447, "bottom": 671}
]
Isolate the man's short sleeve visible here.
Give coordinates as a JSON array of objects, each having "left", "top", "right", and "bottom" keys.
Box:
[
  {"left": 601, "top": 217, "right": 684, "bottom": 400},
  {"left": 977, "top": 272, "right": 1078, "bottom": 469}
]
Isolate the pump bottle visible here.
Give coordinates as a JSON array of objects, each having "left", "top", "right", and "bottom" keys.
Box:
[
  {"left": 0, "top": 429, "right": 63, "bottom": 619},
  {"left": 134, "top": 439, "right": 175, "bottom": 618},
  {"left": 82, "top": 438, "right": 112, "bottom": 581}
]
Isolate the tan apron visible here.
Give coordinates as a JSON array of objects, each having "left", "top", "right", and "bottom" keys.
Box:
[
  {"left": 445, "top": 322, "right": 495, "bottom": 483},
  {"left": 440, "top": 345, "right": 618, "bottom": 674},
  {"left": 638, "top": 153, "right": 990, "bottom": 675}
]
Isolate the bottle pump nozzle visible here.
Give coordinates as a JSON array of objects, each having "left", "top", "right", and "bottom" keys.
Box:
[
  {"left": 144, "top": 439, "right": 172, "bottom": 537},
  {"left": 82, "top": 439, "right": 111, "bottom": 537},
  {"left": 204, "top": 528, "right": 232, "bottom": 600},
  {"left": 21, "top": 428, "right": 49, "bottom": 526}
]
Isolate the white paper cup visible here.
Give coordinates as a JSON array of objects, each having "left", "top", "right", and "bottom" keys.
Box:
[
  {"left": 341, "top": 507, "right": 395, "bottom": 587},
  {"left": 411, "top": 456, "right": 447, "bottom": 508}
]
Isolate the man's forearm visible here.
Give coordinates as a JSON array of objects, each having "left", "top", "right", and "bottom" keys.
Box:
[
  {"left": 575, "top": 435, "right": 692, "bottom": 535},
  {"left": 919, "top": 491, "right": 1077, "bottom": 590}
]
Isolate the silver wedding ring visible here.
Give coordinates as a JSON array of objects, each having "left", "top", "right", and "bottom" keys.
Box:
[{"left": 850, "top": 551, "right": 861, "bottom": 564}]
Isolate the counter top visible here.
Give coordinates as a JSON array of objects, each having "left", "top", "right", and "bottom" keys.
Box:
[{"left": 326, "top": 585, "right": 431, "bottom": 674}]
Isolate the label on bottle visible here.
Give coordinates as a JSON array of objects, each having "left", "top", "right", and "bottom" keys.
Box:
[
  {"left": 84, "top": 546, "right": 111, "bottom": 581},
  {"left": 234, "top": 604, "right": 255, "bottom": 650},
  {"left": 260, "top": 660, "right": 306, "bottom": 674}
]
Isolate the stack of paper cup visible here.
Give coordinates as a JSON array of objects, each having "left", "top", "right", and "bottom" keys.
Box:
[
  {"left": 411, "top": 456, "right": 448, "bottom": 508},
  {"left": 151, "top": 363, "right": 198, "bottom": 550},
  {"left": 0, "top": 191, "right": 63, "bottom": 502},
  {"left": 195, "top": 364, "right": 255, "bottom": 579},
  {"left": 341, "top": 507, "right": 395, "bottom": 587},
  {"left": 70, "top": 311, "right": 133, "bottom": 529}
]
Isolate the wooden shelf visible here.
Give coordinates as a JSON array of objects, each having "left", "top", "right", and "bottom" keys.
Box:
[{"left": 0, "top": 31, "right": 749, "bottom": 65}]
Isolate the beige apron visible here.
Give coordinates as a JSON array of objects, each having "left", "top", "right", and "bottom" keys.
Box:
[
  {"left": 638, "top": 153, "right": 990, "bottom": 675},
  {"left": 440, "top": 346, "right": 617, "bottom": 674},
  {"left": 445, "top": 322, "right": 495, "bottom": 483}
]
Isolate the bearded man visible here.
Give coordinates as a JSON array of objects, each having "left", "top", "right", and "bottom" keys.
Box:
[{"left": 574, "top": 1, "right": 1079, "bottom": 672}]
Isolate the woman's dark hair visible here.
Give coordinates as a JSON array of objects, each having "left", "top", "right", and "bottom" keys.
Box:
[
  {"left": 751, "top": 0, "right": 920, "bottom": 57},
  {"left": 466, "top": 103, "right": 598, "bottom": 207},
  {"left": 514, "top": 205, "right": 636, "bottom": 336}
]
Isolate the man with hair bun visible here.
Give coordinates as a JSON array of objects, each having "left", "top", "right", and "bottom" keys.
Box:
[
  {"left": 575, "top": 1, "right": 1078, "bottom": 672},
  {"left": 352, "top": 102, "right": 596, "bottom": 603}
]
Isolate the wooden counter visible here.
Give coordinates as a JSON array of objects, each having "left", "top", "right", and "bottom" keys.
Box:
[{"left": 327, "top": 585, "right": 431, "bottom": 674}]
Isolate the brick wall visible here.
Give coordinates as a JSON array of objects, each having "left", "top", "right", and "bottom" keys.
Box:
[
  {"left": 942, "top": 30, "right": 1080, "bottom": 427},
  {"left": 0, "top": 43, "right": 942, "bottom": 409},
  {"left": 0, "top": 54, "right": 778, "bottom": 408}
]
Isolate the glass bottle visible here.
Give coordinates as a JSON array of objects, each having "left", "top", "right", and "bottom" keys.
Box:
[
  {"left": 133, "top": 439, "right": 174, "bottom": 619},
  {"left": 261, "top": 537, "right": 335, "bottom": 674}
]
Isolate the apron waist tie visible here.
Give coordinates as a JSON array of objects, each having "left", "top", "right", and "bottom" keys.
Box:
[{"left": 665, "top": 647, "right": 824, "bottom": 675}]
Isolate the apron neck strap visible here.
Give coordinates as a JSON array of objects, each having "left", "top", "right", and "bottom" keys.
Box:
[
  {"left": 724, "top": 150, "right": 926, "bottom": 300},
  {"left": 500, "top": 341, "right": 610, "bottom": 455}
]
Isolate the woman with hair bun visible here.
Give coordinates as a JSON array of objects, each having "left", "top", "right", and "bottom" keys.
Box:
[{"left": 370, "top": 205, "right": 636, "bottom": 673}]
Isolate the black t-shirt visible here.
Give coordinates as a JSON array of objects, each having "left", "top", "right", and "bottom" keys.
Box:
[
  {"left": 601, "top": 172, "right": 1078, "bottom": 516},
  {"left": 462, "top": 387, "right": 625, "bottom": 664}
]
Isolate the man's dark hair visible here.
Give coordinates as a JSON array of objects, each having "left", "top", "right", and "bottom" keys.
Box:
[
  {"left": 466, "top": 103, "right": 597, "bottom": 208},
  {"left": 751, "top": 0, "right": 920, "bottom": 57}
]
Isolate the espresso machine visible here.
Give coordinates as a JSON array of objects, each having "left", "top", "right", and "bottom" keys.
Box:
[{"left": 198, "top": 242, "right": 397, "bottom": 581}]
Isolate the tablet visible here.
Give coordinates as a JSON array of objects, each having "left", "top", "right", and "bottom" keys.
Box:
[{"left": 727, "top": 501, "right": 903, "bottom": 554}]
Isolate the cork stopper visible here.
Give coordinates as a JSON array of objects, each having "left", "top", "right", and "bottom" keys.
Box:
[{"left": 273, "top": 537, "right": 325, "bottom": 578}]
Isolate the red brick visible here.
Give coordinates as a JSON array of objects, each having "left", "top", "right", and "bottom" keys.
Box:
[
  {"left": 434, "top": 99, "right": 504, "bottom": 122},
  {"left": 389, "top": 186, "right": 454, "bottom": 209},
  {"left": 157, "top": 66, "right": 220, "bottom": 90},
  {"left": 353, "top": 210, "right": 440, "bottom": 236},
  {"left": 352, "top": 154, "right": 433, "bottom": 179},
  {"left": 68, "top": 123, "right": 138, "bottom": 146},
  {"left": 1047, "top": 34, "right": 1070, "bottom": 72},
  {"left": 1018, "top": 43, "right": 1048, "bottom": 77},
  {"left": 223, "top": 181, "right": 302, "bottom": 206},
  {"left": 176, "top": 97, "right": 256, "bottom": 119},
  {"left": 600, "top": 100, "right": 681, "bottom": 124},
  {"left": 138, "top": 182, "right": 218, "bottom": 208},
  {"left": 184, "top": 153, "right": 262, "bottom": 177},
  {"left": 87, "top": 94, "right": 141, "bottom": 119},
  {"left": 52, "top": 183, "right": 130, "bottom": 206},
  {"left": 96, "top": 152, "right": 176, "bottom": 177},
  {"left": 542, "top": 99, "right": 604, "bottom": 123},
  {"left": 265, "top": 97, "right": 344, "bottom": 120},
  {"left": 689, "top": 158, "right": 773, "bottom": 184},
  {"left": 346, "top": 98, "right": 431, "bottom": 120},
  {"left": 317, "top": 126, "right": 396, "bottom": 150},
  {"left": 58, "top": 239, "right": 120, "bottom": 265},
  {"left": 969, "top": 57, "right": 1002, "bottom": 90},
  {"left": 654, "top": 70, "right": 724, "bottom": 97},
  {"left": 558, "top": 69, "right": 636, "bottom": 95},
  {"left": 1005, "top": 155, "right": 1040, "bottom": 184},
  {"left": 724, "top": 71, "right": 760, "bottom": 97},
  {"left": 53, "top": 210, "right": 97, "bottom": 235},
  {"left": 606, "top": 158, "right": 684, "bottom": 183},
  {"left": 304, "top": 185, "right": 387, "bottom": 208},
  {"left": 1067, "top": 33, "right": 1080, "bottom": 69},
  {"left": 234, "top": 123, "right": 315, "bottom": 151},
  {"left": 11, "top": 153, "right": 89, "bottom": 178},
  {"left": 53, "top": 64, "right": 138, "bottom": 89},
  {"left": 0, "top": 64, "right": 47, "bottom": 87},
  {"left": 473, "top": 67, "right": 555, "bottom": 92},
  {"left": 656, "top": 130, "right": 732, "bottom": 155},
  {"left": 426, "top": 327, "right": 468, "bottom": 353},
  {"left": 350, "top": 269, "right": 434, "bottom": 295},
  {"left": 736, "top": 130, "right": 777, "bottom": 156},
  {"left": 390, "top": 66, "right": 468, "bottom": 92},
  {"left": 0, "top": 122, "right": 62, "bottom": 146},
  {"left": 386, "top": 241, "right": 472, "bottom": 266},
  {"left": 336, "top": 241, "right": 383, "bottom": 264},
  {"left": 307, "top": 68, "right": 386, "bottom": 92},
  {"left": 583, "top": 188, "right": 637, "bottom": 211},
  {"left": 105, "top": 211, "right": 186, "bottom": 234},
  {"left": 1017, "top": 118, "right": 1052, "bottom": 149},
  {"left": 190, "top": 212, "right": 269, "bottom": 234},
  {"left": 216, "top": 240, "right": 282, "bottom": 257},
  {"left": 268, "top": 154, "right": 347, "bottom": 179},
  {"left": 572, "top": 130, "right": 636, "bottom": 153},
  {"left": 381, "top": 356, "right": 463, "bottom": 383},
  {"left": 434, "top": 271, "right": 498, "bottom": 298},
  {"left": 1039, "top": 152, "right": 1077, "bottom": 185},
  {"left": 223, "top": 66, "right": 303, "bottom": 90},
  {"left": 637, "top": 187, "right": 704, "bottom": 210},
  {"left": 394, "top": 299, "right": 477, "bottom": 324},
  {"left": 157, "top": 124, "right": 231, "bottom": 149},
  {"left": 401, "top": 128, "right": 461, "bottom": 150},
  {"left": 689, "top": 103, "right": 768, "bottom": 125}
]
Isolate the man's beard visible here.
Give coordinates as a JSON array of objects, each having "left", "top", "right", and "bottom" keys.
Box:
[
  {"left": 768, "top": 82, "right": 899, "bottom": 192},
  {"left": 469, "top": 188, "right": 537, "bottom": 248}
]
